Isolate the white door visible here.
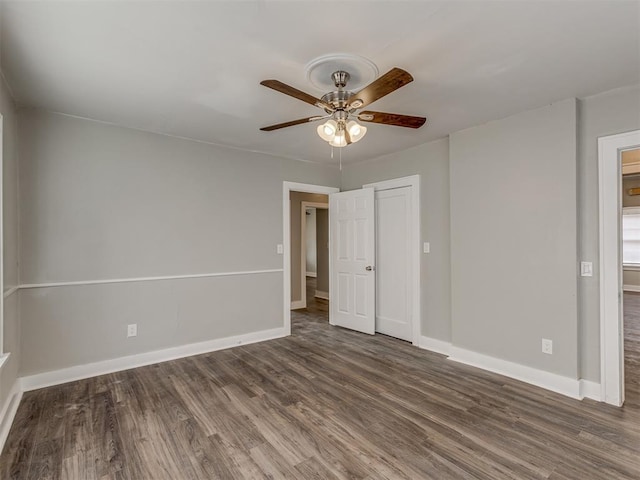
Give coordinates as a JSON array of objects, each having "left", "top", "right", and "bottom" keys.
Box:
[
  {"left": 375, "top": 187, "right": 413, "bottom": 341},
  {"left": 329, "top": 188, "right": 376, "bottom": 334}
]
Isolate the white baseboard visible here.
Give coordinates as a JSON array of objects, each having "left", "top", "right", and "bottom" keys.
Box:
[
  {"left": 21, "top": 327, "right": 287, "bottom": 392},
  {"left": 418, "top": 335, "right": 451, "bottom": 356},
  {"left": 290, "top": 300, "right": 305, "bottom": 310},
  {"left": 314, "top": 290, "right": 329, "bottom": 300},
  {"left": 0, "top": 379, "right": 23, "bottom": 454},
  {"left": 623, "top": 284, "right": 640, "bottom": 292},
  {"left": 579, "top": 379, "right": 602, "bottom": 401},
  {"left": 448, "top": 346, "right": 582, "bottom": 399},
  {"left": 306, "top": 272, "right": 317, "bottom": 278}
]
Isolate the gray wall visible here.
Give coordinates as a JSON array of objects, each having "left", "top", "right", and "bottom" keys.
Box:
[
  {"left": 9, "top": 83, "right": 640, "bottom": 388},
  {"left": 624, "top": 270, "right": 640, "bottom": 289},
  {"left": 450, "top": 98, "right": 578, "bottom": 378},
  {"left": 341, "top": 138, "right": 451, "bottom": 341},
  {"left": 289, "top": 191, "right": 328, "bottom": 305},
  {"left": 578, "top": 85, "right": 640, "bottom": 380},
  {"left": 18, "top": 109, "right": 339, "bottom": 375},
  {"left": 0, "top": 72, "right": 20, "bottom": 415},
  {"left": 316, "top": 209, "right": 329, "bottom": 294},
  {"left": 305, "top": 208, "right": 317, "bottom": 275}
]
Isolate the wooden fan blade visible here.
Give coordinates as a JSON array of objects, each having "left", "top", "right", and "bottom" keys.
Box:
[
  {"left": 358, "top": 111, "right": 426, "bottom": 129},
  {"left": 260, "top": 116, "right": 325, "bottom": 131},
  {"left": 347, "top": 68, "right": 414, "bottom": 109},
  {"left": 261, "top": 80, "right": 334, "bottom": 111}
]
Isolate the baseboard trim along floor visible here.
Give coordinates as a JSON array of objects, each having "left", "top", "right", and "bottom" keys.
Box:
[
  {"left": 419, "top": 335, "right": 601, "bottom": 401},
  {"left": 20, "top": 327, "right": 287, "bottom": 392}
]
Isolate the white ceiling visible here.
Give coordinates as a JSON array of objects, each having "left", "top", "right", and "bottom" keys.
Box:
[{"left": 1, "top": 1, "right": 639, "bottom": 165}]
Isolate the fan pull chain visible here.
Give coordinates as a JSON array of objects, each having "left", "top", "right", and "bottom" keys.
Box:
[
  {"left": 339, "top": 147, "right": 342, "bottom": 171},
  {"left": 331, "top": 146, "right": 334, "bottom": 159}
]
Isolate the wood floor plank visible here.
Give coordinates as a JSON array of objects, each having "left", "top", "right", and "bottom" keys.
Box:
[
  {"left": 90, "top": 391, "right": 128, "bottom": 479},
  {"left": 1, "top": 284, "right": 639, "bottom": 479}
]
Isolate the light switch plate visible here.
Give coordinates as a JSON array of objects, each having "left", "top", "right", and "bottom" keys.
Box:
[
  {"left": 276, "top": 244, "right": 283, "bottom": 254},
  {"left": 580, "top": 261, "right": 593, "bottom": 277},
  {"left": 423, "top": 242, "right": 430, "bottom": 254}
]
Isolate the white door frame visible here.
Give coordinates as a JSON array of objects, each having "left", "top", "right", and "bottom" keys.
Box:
[
  {"left": 301, "top": 201, "right": 329, "bottom": 309},
  {"left": 283, "top": 182, "right": 339, "bottom": 335},
  {"left": 598, "top": 129, "right": 640, "bottom": 406},
  {"left": 363, "top": 175, "right": 421, "bottom": 346},
  {"left": 0, "top": 114, "right": 4, "bottom": 355}
]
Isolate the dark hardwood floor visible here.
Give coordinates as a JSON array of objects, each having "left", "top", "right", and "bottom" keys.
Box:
[
  {"left": 625, "top": 292, "right": 640, "bottom": 405},
  {"left": 293, "top": 276, "right": 328, "bottom": 321},
  {"left": 1, "top": 288, "right": 639, "bottom": 479}
]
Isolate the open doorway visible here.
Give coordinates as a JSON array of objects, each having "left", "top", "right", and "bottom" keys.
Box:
[
  {"left": 282, "top": 182, "right": 339, "bottom": 336},
  {"left": 622, "top": 148, "right": 640, "bottom": 406},
  {"left": 599, "top": 130, "right": 640, "bottom": 406},
  {"left": 301, "top": 202, "right": 329, "bottom": 316}
]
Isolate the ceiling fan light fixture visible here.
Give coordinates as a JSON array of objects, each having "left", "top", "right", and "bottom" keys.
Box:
[
  {"left": 329, "top": 130, "right": 347, "bottom": 148},
  {"left": 317, "top": 119, "right": 338, "bottom": 141},
  {"left": 347, "top": 120, "right": 367, "bottom": 143}
]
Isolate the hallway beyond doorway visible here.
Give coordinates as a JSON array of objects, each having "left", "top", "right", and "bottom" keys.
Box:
[{"left": 292, "top": 277, "right": 328, "bottom": 326}]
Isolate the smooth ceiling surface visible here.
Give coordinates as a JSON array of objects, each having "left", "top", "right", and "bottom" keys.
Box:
[{"left": 1, "top": 1, "right": 639, "bottom": 165}]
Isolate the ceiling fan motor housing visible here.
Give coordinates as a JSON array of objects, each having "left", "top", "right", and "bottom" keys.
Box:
[{"left": 320, "top": 90, "right": 355, "bottom": 113}]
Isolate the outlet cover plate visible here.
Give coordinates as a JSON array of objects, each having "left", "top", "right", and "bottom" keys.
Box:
[{"left": 127, "top": 324, "right": 137, "bottom": 337}]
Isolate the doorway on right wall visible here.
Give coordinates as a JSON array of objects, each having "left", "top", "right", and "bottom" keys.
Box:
[{"left": 621, "top": 148, "right": 640, "bottom": 406}]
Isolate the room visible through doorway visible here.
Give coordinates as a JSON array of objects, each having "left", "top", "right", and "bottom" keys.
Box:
[
  {"left": 282, "top": 182, "right": 338, "bottom": 336},
  {"left": 622, "top": 147, "right": 640, "bottom": 407}
]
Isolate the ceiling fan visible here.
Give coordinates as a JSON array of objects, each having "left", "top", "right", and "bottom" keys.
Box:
[{"left": 259, "top": 67, "right": 426, "bottom": 147}]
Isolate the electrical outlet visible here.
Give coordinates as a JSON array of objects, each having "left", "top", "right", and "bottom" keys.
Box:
[
  {"left": 542, "top": 338, "right": 553, "bottom": 355},
  {"left": 423, "top": 242, "right": 430, "bottom": 254},
  {"left": 276, "top": 244, "right": 283, "bottom": 254},
  {"left": 127, "top": 324, "right": 137, "bottom": 338}
]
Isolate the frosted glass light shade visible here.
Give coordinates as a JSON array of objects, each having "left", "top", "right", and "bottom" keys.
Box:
[
  {"left": 329, "top": 131, "right": 347, "bottom": 147},
  {"left": 347, "top": 120, "right": 367, "bottom": 143},
  {"left": 317, "top": 119, "right": 338, "bottom": 141}
]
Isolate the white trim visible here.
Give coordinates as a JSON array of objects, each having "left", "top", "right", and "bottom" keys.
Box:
[
  {"left": 580, "top": 380, "right": 602, "bottom": 402},
  {"left": 300, "top": 201, "right": 329, "bottom": 310},
  {"left": 623, "top": 284, "right": 640, "bottom": 292},
  {"left": 598, "top": 129, "right": 640, "bottom": 407},
  {"left": 420, "top": 339, "right": 603, "bottom": 402},
  {"left": 449, "top": 346, "right": 582, "bottom": 399},
  {"left": 0, "top": 378, "right": 22, "bottom": 455},
  {"left": 314, "top": 290, "right": 329, "bottom": 300},
  {"left": 418, "top": 336, "right": 452, "bottom": 356},
  {"left": 3, "top": 286, "right": 18, "bottom": 299},
  {"left": 306, "top": 272, "right": 317, "bottom": 278},
  {"left": 21, "top": 327, "right": 286, "bottom": 392},
  {"left": 18, "top": 269, "right": 282, "bottom": 290},
  {"left": 363, "top": 175, "right": 421, "bottom": 347},
  {"left": 283, "top": 182, "right": 339, "bottom": 336},
  {"left": 623, "top": 264, "right": 640, "bottom": 272},
  {"left": 290, "top": 300, "right": 305, "bottom": 310},
  {"left": 0, "top": 114, "right": 4, "bottom": 354}
]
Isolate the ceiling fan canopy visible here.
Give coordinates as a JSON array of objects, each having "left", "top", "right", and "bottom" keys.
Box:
[{"left": 260, "top": 62, "right": 426, "bottom": 148}]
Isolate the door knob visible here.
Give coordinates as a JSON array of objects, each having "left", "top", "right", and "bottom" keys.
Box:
[{"left": 366, "top": 266, "right": 375, "bottom": 271}]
